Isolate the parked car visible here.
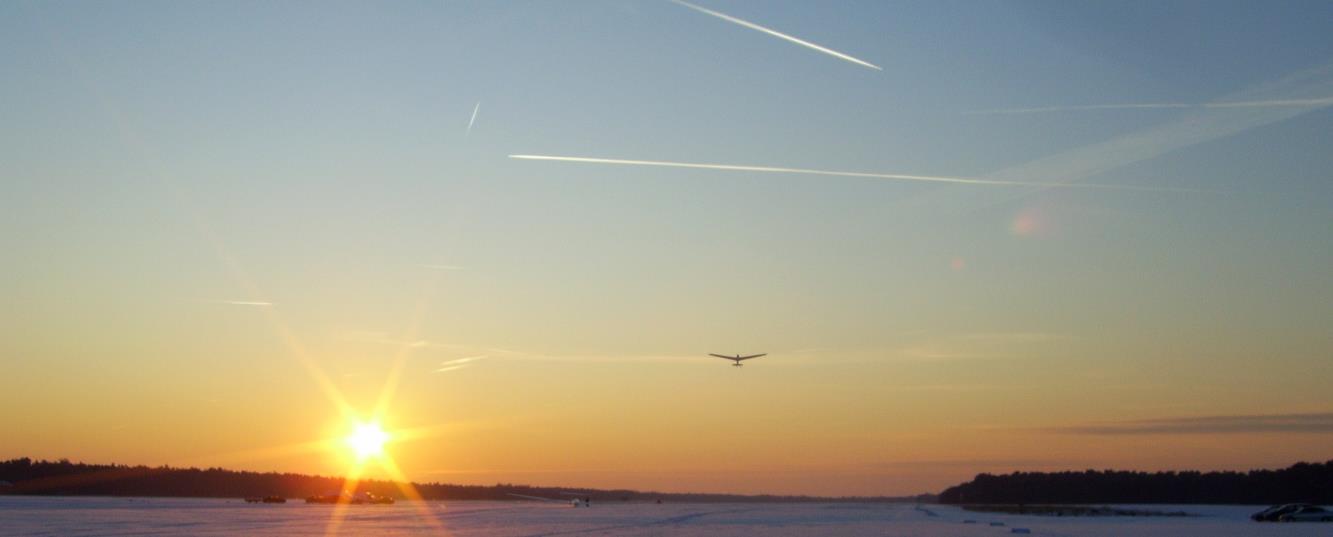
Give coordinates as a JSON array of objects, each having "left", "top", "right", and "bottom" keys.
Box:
[
  {"left": 1252, "top": 504, "right": 1311, "bottom": 522},
  {"left": 1278, "top": 506, "right": 1332, "bottom": 522}
]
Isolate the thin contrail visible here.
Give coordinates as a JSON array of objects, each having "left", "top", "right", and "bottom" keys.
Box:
[
  {"left": 508, "top": 154, "right": 1200, "bottom": 192},
  {"left": 466, "top": 102, "right": 480, "bottom": 135},
  {"left": 968, "top": 96, "right": 1333, "bottom": 115},
  {"left": 670, "top": 0, "right": 881, "bottom": 71},
  {"left": 439, "top": 355, "right": 488, "bottom": 367},
  {"left": 434, "top": 356, "right": 486, "bottom": 374}
]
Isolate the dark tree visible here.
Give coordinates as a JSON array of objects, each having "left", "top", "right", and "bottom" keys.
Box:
[
  {"left": 0, "top": 458, "right": 925, "bottom": 503},
  {"left": 938, "top": 461, "right": 1333, "bottom": 505}
]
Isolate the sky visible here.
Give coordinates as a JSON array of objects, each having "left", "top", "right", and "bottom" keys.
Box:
[{"left": 1, "top": 0, "right": 1331, "bottom": 497}]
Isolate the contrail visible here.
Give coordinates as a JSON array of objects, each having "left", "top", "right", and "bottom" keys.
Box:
[
  {"left": 670, "top": 0, "right": 881, "bottom": 71},
  {"left": 434, "top": 356, "right": 487, "bottom": 374},
  {"left": 439, "top": 355, "right": 488, "bottom": 367},
  {"left": 508, "top": 154, "right": 1200, "bottom": 192},
  {"left": 466, "top": 102, "right": 480, "bottom": 135},
  {"left": 968, "top": 96, "right": 1333, "bottom": 115}
]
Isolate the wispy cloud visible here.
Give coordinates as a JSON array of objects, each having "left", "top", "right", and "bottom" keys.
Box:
[
  {"left": 438, "top": 355, "right": 488, "bottom": 367},
  {"left": 434, "top": 355, "right": 488, "bottom": 373},
  {"left": 847, "top": 63, "right": 1333, "bottom": 211},
  {"left": 968, "top": 96, "right": 1333, "bottom": 115},
  {"left": 509, "top": 154, "right": 1199, "bottom": 192},
  {"left": 951, "top": 63, "right": 1333, "bottom": 195},
  {"left": 1047, "top": 412, "right": 1333, "bottom": 435},
  {"left": 670, "top": 0, "right": 881, "bottom": 71},
  {"left": 208, "top": 300, "right": 273, "bottom": 307},
  {"left": 466, "top": 101, "right": 480, "bottom": 135}
]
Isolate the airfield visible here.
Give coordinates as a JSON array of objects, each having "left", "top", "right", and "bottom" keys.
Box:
[{"left": 3, "top": 497, "right": 1330, "bottom": 536}]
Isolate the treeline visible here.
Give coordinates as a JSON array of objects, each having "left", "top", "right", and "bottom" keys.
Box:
[
  {"left": 0, "top": 458, "right": 928, "bottom": 503},
  {"left": 938, "top": 461, "right": 1333, "bottom": 505}
]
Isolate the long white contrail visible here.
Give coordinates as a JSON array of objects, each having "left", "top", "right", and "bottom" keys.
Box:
[
  {"left": 968, "top": 96, "right": 1333, "bottom": 115},
  {"left": 508, "top": 154, "right": 1199, "bottom": 192},
  {"left": 670, "top": 0, "right": 881, "bottom": 71},
  {"left": 466, "top": 102, "right": 481, "bottom": 135}
]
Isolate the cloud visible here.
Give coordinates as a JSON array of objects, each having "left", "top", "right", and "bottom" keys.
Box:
[
  {"left": 420, "top": 264, "right": 466, "bottom": 271},
  {"left": 967, "top": 96, "right": 1333, "bottom": 115},
  {"left": 868, "top": 62, "right": 1333, "bottom": 211},
  {"left": 670, "top": 0, "right": 881, "bottom": 71},
  {"left": 509, "top": 154, "right": 1198, "bottom": 192},
  {"left": 978, "top": 63, "right": 1333, "bottom": 190},
  {"left": 1047, "top": 412, "right": 1333, "bottom": 435}
]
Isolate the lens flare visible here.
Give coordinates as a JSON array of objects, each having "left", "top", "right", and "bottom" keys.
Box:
[{"left": 1010, "top": 209, "right": 1047, "bottom": 237}]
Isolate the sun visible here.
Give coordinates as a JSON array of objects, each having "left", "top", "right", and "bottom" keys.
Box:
[{"left": 345, "top": 422, "right": 390, "bottom": 460}]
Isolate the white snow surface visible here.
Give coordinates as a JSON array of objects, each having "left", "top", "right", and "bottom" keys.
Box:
[{"left": 0, "top": 497, "right": 1329, "bottom": 536}]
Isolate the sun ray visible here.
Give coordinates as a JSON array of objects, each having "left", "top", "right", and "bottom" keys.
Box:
[
  {"left": 372, "top": 271, "right": 442, "bottom": 423},
  {"left": 379, "top": 456, "right": 451, "bottom": 534},
  {"left": 391, "top": 419, "right": 493, "bottom": 444},
  {"left": 46, "top": 30, "right": 357, "bottom": 422},
  {"left": 54, "top": 33, "right": 455, "bottom": 535},
  {"left": 323, "top": 460, "right": 366, "bottom": 537}
]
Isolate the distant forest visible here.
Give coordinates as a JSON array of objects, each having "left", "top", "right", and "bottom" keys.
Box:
[
  {"left": 0, "top": 458, "right": 927, "bottom": 503},
  {"left": 938, "top": 461, "right": 1333, "bottom": 505}
]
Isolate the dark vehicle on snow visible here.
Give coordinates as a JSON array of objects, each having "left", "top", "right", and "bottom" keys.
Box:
[{"left": 1252, "top": 504, "right": 1311, "bottom": 522}]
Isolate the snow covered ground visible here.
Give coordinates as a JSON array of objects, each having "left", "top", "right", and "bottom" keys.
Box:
[{"left": 1, "top": 497, "right": 1329, "bottom": 536}]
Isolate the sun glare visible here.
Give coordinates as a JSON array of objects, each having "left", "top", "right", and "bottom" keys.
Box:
[{"left": 346, "top": 422, "right": 390, "bottom": 460}]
